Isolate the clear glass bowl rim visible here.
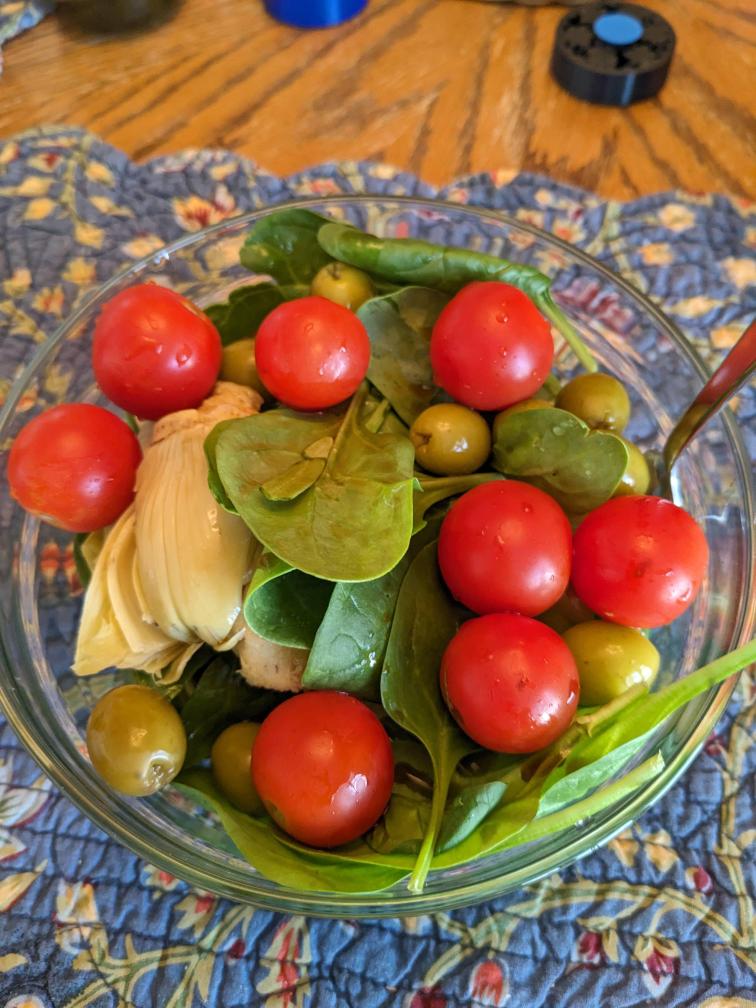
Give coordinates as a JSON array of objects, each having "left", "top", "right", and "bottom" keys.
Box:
[{"left": 0, "top": 195, "right": 753, "bottom": 917}]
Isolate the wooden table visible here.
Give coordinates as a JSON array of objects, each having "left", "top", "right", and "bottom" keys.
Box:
[{"left": 1, "top": 0, "right": 753, "bottom": 199}]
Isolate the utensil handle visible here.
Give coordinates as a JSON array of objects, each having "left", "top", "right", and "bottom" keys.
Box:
[{"left": 664, "top": 320, "right": 756, "bottom": 470}]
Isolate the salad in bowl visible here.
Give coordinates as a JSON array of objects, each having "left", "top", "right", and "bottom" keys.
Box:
[{"left": 1, "top": 200, "right": 753, "bottom": 912}]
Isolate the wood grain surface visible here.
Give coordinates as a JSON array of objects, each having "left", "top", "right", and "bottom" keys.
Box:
[{"left": 0, "top": 0, "right": 754, "bottom": 198}]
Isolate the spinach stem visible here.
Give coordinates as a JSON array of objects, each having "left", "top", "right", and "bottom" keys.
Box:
[
  {"left": 538, "top": 293, "right": 598, "bottom": 373},
  {"left": 408, "top": 772, "right": 447, "bottom": 893}
]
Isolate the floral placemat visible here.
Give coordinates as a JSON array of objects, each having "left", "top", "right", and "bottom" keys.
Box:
[{"left": 0, "top": 127, "right": 754, "bottom": 1008}]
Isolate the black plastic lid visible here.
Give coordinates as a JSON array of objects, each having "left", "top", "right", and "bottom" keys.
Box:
[{"left": 551, "top": 2, "right": 675, "bottom": 107}]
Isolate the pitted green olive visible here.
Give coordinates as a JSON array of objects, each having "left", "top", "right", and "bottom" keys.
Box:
[
  {"left": 220, "top": 338, "right": 269, "bottom": 398},
  {"left": 86, "top": 685, "right": 186, "bottom": 796},
  {"left": 556, "top": 373, "right": 631, "bottom": 432},
  {"left": 311, "top": 262, "right": 375, "bottom": 311},
  {"left": 211, "top": 722, "right": 263, "bottom": 815},
  {"left": 563, "top": 621, "right": 660, "bottom": 706},
  {"left": 613, "top": 437, "right": 652, "bottom": 497},
  {"left": 410, "top": 403, "right": 491, "bottom": 475}
]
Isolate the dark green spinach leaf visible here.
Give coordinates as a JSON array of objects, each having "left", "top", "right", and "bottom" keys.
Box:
[
  {"left": 302, "top": 516, "right": 441, "bottom": 699},
  {"left": 176, "top": 769, "right": 410, "bottom": 893},
  {"left": 205, "top": 282, "right": 304, "bottom": 346},
  {"left": 380, "top": 542, "right": 474, "bottom": 891},
  {"left": 244, "top": 567, "right": 334, "bottom": 650},
  {"left": 240, "top": 209, "right": 333, "bottom": 286},
  {"left": 437, "top": 780, "right": 507, "bottom": 853},
  {"left": 213, "top": 384, "right": 416, "bottom": 581},
  {"left": 357, "top": 286, "right": 449, "bottom": 424},
  {"left": 492, "top": 406, "right": 628, "bottom": 513}
]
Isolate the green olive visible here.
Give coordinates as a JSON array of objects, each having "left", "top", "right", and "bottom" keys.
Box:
[
  {"left": 86, "top": 685, "right": 186, "bottom": 797},
  {"left": 211, "top": 722, "right": 263, "bottom": 815},
  {"left": 311, "top": 262, "right": 375, "bottom": 311},
  {"left": 556, "top": 373, "right": 631, "bottom": 433},
  {"left": 220, "top": 338, "right": 270, "bottom": 398},
  {"left": 563, "top": 621, "right": 660, "bottom": 706},
  {"left": 410, "top": 403, "right": 491, "bottom": 476},
  {"left": 492, "top": 398, "right": 551, "bottom": 441},
  {"left": 540, "top": 587, "right": 595, "bottom": 635},
  {"left": 613, "top": 437, "right": 652, "bottom": 497}
]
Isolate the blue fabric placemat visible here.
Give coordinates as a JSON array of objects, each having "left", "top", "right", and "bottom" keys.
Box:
[{"left": 0, "top": 127, "right": 754, "bottom": 1008}]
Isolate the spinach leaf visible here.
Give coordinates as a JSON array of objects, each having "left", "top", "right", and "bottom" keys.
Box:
[
  {"left": 205, "top": 283, "right": 304, "bottom": 346},
  {"left": 536, "top": 730, "right": 657, "bottom": 818},
  {"left": 176, "top": 769, "right": 409, "bottom": 893},
  {"left": 240, "top": 209, "right": 333, "bottom": 286},
  {"left": 73, "top": 532, "right": 94, "bottom": 590},
  {"left": 504, "top": 753, "right": 665, "bottom": 849},
  {"left": 317, "top": 221, "right": 597, "bottom": 373},
  {"left": 204, "top": 419, "right": 239, "bottom": 513},
  {"left": 302, "top": 516, "right": 441, "bottom": 699},
  {"left": 357, "top": 287, "right": 449, "bottom": 425},
  {"left": 244, "top": 567, "right": 334, "bottom": 649},
  {"left": 176, "top": 657, "right": 282, "bottom": 767},
  {"left": 492, "top": 406, "right": 628, "bottom": 513},
  {"left": 380, "top": 542, "right": 474, "bottom": 891},
  {"left": 366, "top": 781, "right": 431, "bottom": 856},
  {"left": 437, "top": 780, "right": 507, "bottom": 853},
  {"left": 213, "top": 384, "right": 416, "bottom": 581}
]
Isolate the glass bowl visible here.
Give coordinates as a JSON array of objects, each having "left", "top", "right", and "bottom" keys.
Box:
[{"left": 0, "top": 197, "right": 752, "bottom": 917}]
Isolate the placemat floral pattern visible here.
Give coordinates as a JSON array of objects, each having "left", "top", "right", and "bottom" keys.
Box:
[{"left": 0, "top": 127, "right": 754, "bottom": 1008}]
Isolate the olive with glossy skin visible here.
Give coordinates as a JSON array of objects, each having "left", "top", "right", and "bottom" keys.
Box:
[
  {"left": 86, "top": 685, "right": 186, "bottom": 796},
  {"left": 220, "top": 338, "right": 269, "bottom": 398},
  {"left": 613, "top": 437, "right": 652, "bottom": 497},
  {"left": 556, "top": 373, "right": 631, "bottom": 432},
  {"left": 410, "top": 403, "right": 492, "bottom": 475},
  {"left": 311, "top": 262, "right": 375, "bottom": 311},
  {"left": 211, "top": 722, "right": 263, "bottom": 815},
  {"left": 562, "top": 621, "right": 660, "bottom": 706}
]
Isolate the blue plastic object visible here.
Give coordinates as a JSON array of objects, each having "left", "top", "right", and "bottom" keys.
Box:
[
  {"left": 593, "top": 11, "right": 644, "bottom": 46},
  {"left": 264, "top": 0, "right": 367, "bottom": 28}
]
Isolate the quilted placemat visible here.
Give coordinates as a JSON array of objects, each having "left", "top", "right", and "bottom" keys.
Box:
[{"left": 0, "top": 126, "right": 754, "bottom": 1008}]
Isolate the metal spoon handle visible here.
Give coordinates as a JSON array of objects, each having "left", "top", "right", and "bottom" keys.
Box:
[{"left": 663, "top": 319, "right": 756, "bottom": 470}]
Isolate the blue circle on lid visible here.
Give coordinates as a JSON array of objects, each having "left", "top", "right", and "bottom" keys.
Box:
[{"left": 593, "top": 11, "right": 644, "bottom": 46}]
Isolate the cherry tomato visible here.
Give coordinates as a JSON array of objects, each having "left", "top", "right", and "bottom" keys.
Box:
[
  {"left": 251, "top": 691, "right": 393, "bottom": 848},
  {"left": 92, "top": 283, "right": 222, "bottom": 420},
  {"left": 430, "top": 281, "right": 554, "bottom": 410},
  {"left": 572, "top": 495, "right": 709, "bottom": 628},
  {"left": 441, "top": 613, "right": 579, "bottom": 753},
  {"left": 7, "top": 404, "right": 141, "bottom": 532},
  {"left": 254, "top": 296, "right": 371, "bottom": 411},
  {"left": 438, "top": 480, "right": 572, "bottom": 616}
]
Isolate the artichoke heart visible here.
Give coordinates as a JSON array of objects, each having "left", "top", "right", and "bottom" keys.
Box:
[
  {"left": 73, "top": 382, "right": 262, "bottom": 679},
  {"left": 135, "top": 382, "right": 263, "bottom": 649}
]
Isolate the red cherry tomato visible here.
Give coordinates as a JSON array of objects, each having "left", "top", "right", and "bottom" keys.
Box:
[
  {"left": 572, "top": 495, "right": 709, "bottom": 628},
  {"left": 438, "top": 480, "right": 572, "bottom": 616},
  {"left": 441, "top": 613, "right": 580, "bottom": 753},
  {"left": 251, "top": 691, "right": 394, "bottom": 848},
  {"left": 7, "top": 404, "right": 141, "bottom": 532},
  {"left": 254, "top": 296, "right": 371, "bottom": 411},
  {"left": 430, "top": 281, "right": 554, "bottom": 410},
  {"left": 92, "top": 283, "right": 222, "bottom": 420}
]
